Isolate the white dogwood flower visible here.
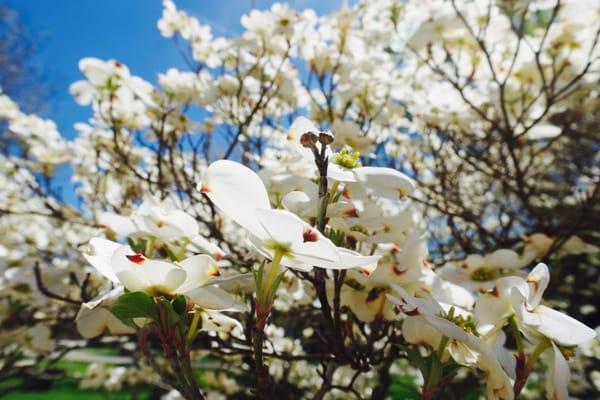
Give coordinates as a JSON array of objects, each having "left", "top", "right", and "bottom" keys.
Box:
[
  {"left": 387, "top": 285, "right": 514, "bottom": 400},
  {"left": 198, "top": 160, "right": 379, "bottom": 272},
  {"left": 83, "top": 238, "right": 241, "bottom": 311},
  {"left": 511, "top": 263, "right": 596, "bottom": 347}
]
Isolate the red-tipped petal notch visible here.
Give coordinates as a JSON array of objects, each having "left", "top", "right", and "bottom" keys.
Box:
[
  {"left": 209, "top": 266, "right": 221, "bottom": 277},
  {"left": 213, "top": 251, "right": 225, "bottom": 261},
  {"left": 342, "top": 187, "right": 352, "bottom": 199},
  {"left": 303, "top": 228, "right": 319, "bottom": 243},
  {"left": 403, "top": 306, "right": 420, "bottom": 316},
  {"left": 198, "top": 182, "right": 211, "bottom": 193},
  {"left": 126, "top": 253, "right": 145, "bottom": 264},
  {"left": 344, "top": 208, "right": 359, "bottom": 218},
  {"left": 98, "top": 223, "right": 108, "bottom": 229},
  {"left": 361, "top": 265, "right": 376, "bottom": 276},
  {"left": 526, "top": 277, "right": 540, "bottom": 293}
]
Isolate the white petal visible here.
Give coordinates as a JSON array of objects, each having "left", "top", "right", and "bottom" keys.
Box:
[
  {"left": 177, "top": 254, "right": 220, "bottom": 292},
  {"left": 256, "top": 208, "right": 305, "bottom": 247},
  {"left": 75, "top": 287, "right": 133, "bottom": 338},
  {"left": 388, "top": 284, "right": 444, "bottom": 316},
  {"left": 255, "top": 208, "right": 341, "bottom": 266},
  {"left": 511, "top": 287, "right": 540, "bottom": 327},
  {"left": 328, "top": 163, "right": 357, "bottom": 182},
  {"left": 534, "top": 305, "right": 597, "bottom": 346},
  {"left": 111, "top": 247, "right": 187, "bottom": 293},
  {"left": 354, "top": 166, "right": 416, "bottom": 199},
  {"left": 162, "top": 210, "right": 199, "bottom": 238},
  {"left": 185, "top": 286, "right": 241, "bottom": 311},
  {"left": 200, "top": 311, "right": 243, "bottom": 336},
  {"left": 98, "top": 212, "right": 138, "bottom": 237},
  {"left": 402, "top": 317, "right": 442, "bottom": 348},
  {"left": 83, "top": 238, "right": 122, "bottom": 283},
  {"left": 199, "top": 160, "right": 270, "bottom": 237},
  {"left": 76, "top": 307, "right": 133, "bottom": 338},
  {"left": 282, "top": 190, "right": 316, "bottom": 218},
  {"left": 546, "top": 343, "right": 570, "bottom": 400},
  {"left": 314, "top": 248, "right": 380, "bottom": 271},
  {"left": 190, "top": 234, "right": 226, "bottom": 260},
  {"left": 526, "top": 263, "right": 550, "bottom": 308},
  {"left": 287, "top": 116, "right": 318, "bottom": 139}
]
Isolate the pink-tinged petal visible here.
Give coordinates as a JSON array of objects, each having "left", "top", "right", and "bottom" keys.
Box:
[
  {"left": 82, "top": 238, "right": 122, "bottom": 283},
  {"left": 177, "top": 254, "right": 220, "bottom": 292},
  {"left": 546, "top": 343, "right": 570, "bottom": 400},
  {"left": 534, "top": 305, "right": 596, "bottom": 346},
  {"left": 199, "top": 160, "right": 270, "bottom": 237},
  {"left": 526, "top": 263, "right": 550, "bottom": 308},
  {"left": 353, "top": 166, "right": 416, "bottom": 199}
]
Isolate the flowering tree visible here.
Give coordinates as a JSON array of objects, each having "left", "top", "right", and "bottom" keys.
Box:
[{"left": 0, "top": 1, "right": 598, "bottom": 399}]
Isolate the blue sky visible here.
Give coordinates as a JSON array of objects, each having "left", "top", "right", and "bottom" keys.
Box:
[{"left": 7, "top": 0, "right": 346, "bottom": 139}]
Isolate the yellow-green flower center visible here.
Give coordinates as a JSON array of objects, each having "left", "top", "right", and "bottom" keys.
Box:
[{"left": 333, "top": 148, "right": 362, "bottom": 169}]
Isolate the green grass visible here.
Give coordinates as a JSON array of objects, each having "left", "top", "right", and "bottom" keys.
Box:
[{"left": 2, "top": 378, "right": 156, "bottom": 400}]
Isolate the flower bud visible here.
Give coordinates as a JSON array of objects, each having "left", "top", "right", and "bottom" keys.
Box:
[
  {"left": 318, "top": 130, "right": 334, "bottom": 145},
  {"left": 300, "top": 131, "right": 319, "bottom": 148}
]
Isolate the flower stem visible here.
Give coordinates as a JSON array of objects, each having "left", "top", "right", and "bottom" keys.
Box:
[
  {"left": 252, "top": 324, "right": 271, "bottom": 399},
  {"left": 176, "top": 237, "right": 190, "bottom": 261},
  {"left": 251, "top": 249, "right": 285, "bottom": 399},
  {"left": 514, "top": 338, "right": 551, "bottom": 397},
  {"left": 525, "top": 339, "right": 551, "bottom": 372},
  {"left": 187, "top": 308, "right": 202, "bottom": 343},
  {"left": 426, "top": 335, "right": 449, "bottom": 390},
  {"left": 146, "top": 236, "right": 156, "bottom": 257},
  {"left": 508, "top": 315, "right": 524, "bottom": 355}
]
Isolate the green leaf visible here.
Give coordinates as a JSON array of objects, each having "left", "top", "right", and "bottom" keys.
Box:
[
  {"left": 389, "top": 375, "right": 420, "bottom": 400},
  {"left": 111, "top": 291, "right": 158, "bottom": 325},
  {"left": 442, "top": 362, "right": 462, "bottom": 378},
  {"left": 172, "top": 294, "right": 187, "bottom": 316},
  {"left": 255, "top": 260, "right": 266, "bottom": 295},
  {"left": 128, "top": 238, "right": 145, "bottom": 253}
]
